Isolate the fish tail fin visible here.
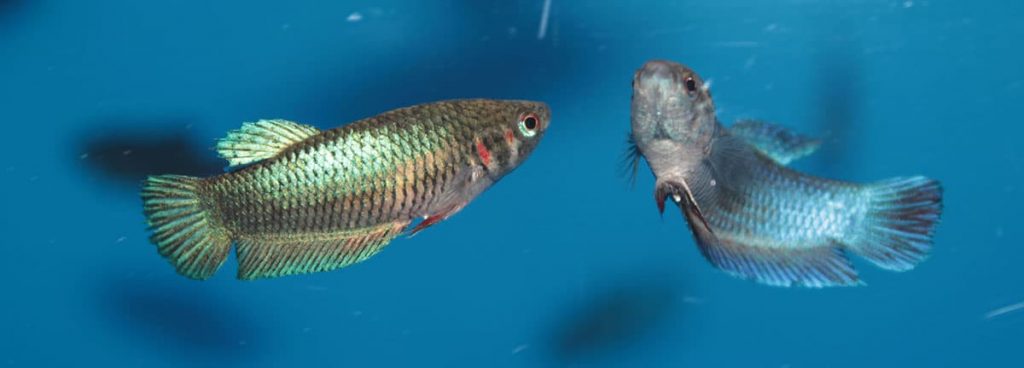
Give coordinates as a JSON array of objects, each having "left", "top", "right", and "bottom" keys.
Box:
[
  {"left": 848, "top": 176, "right": 943, "bottom": 271},
  {"left": 142, "top": 175, "right": 232, "bottom": 280}
]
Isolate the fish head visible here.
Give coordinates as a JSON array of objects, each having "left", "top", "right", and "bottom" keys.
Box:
[
  {"left": 426, "top": 100, "right": 549, "bottom": 217},
  {"left": 630, "top": 60, "right": 718, "bottom": 178},
  {"left": 470, "top": 99, "right": 550, "bottom": 180}
]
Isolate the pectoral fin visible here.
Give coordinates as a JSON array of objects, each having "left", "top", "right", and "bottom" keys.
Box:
[
  {"left": 729, "top": 120, "right": 821, "bottom": 165},
  {"left": 655, "top": 179, "right": 712, "bottom": 232},
  {"left": 409, "top": 203, "right": 467, "bottom": 236}
]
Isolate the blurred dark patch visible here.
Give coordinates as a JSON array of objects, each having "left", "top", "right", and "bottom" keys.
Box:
[
  {"left": 549, "top": 276, "right": 684, "bottom": 363},
  {"left": 0, "top": 0, "right": 23, "bottom": 14},
  {"left": 812, "top": 23, "right": 864, "bottom": 175},
  {"left": 99, "top": 277, "right": 259, "bottom": 361},
  {"left": 74, "top": 118, "right": 222, "bottom": 187},
  {"left": 0, "top": 0, "right": 26, "bottom": 26}
]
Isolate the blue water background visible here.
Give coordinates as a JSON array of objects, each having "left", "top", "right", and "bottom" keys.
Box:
[{"left": 1, "top": 0, "right": 1021, "bottom": 366}]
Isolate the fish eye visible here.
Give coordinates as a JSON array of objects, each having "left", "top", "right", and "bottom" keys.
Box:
[
  {"left": 518, "top": 112, "right": 539, "bottom": 137},
  {"left": 685, "top": 77, "right": 698, "bottom": 94}
]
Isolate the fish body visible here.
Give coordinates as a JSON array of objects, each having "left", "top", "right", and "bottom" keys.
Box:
[
  {"left": 142, "top": 99, "right": 550, "bottom": 280},
  {"left": 630, "top": 60, "right": 942, "bottom": 287}
]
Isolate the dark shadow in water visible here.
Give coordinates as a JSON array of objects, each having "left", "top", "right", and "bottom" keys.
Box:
[
  {"left": 811, "top": 23, "right": 864, "bottom": 176},
  {"left": 74, "top": 118, "right": 222, "bottom": 187},
  {"left": 0, "top": 0, "right": 23, "bottom": 15},
  {"left": 297, "top": 1, "right": 590, "bottom": 127},
  {"left": 548, "top": 275, "right": 685, "bottom": 364},
  {"left": 0, "top": 0, "right": 27, "bottom": 28},
  {"left": 98, "top": 276, "right": 260, "bottom": 361}
]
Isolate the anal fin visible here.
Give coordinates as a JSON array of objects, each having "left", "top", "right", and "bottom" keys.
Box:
[
  {"left": 695, "top": 236, "right": 863, "bottom": 288},
  {"left": 666, "top": 178, "right": 862, "bottom": 288},
  {"left": 235, "top": 221, "right": 409, "bottom": 280}
]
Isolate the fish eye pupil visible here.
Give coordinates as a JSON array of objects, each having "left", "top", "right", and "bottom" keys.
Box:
[
  {"left": 524, "top": 116, "right": 538, "bottom": 130},
  {"left": 685, "top": 78, "right": 697, "bottom": 93}
]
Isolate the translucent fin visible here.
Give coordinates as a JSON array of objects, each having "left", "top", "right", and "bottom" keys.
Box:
[
  {"left": 847, "top": 176, "right": 942, "bottom": 271},
  {"left": 622, "top": 132, "right": 642, "bottom": 187},
  {"left": 235, "top": 221, "right": 409, "bottom": 280},
  {"left": 216, "top": 119, "right": 320, "bottom": 167},
  {"left": 729, "top": 120, "right": 821, "bottom": 165},
  {"left": 142, "top": 175, "right": 232, "bottom": 280},
  {"left": 674, "top": 189, "right": 862, "bottom": 288}
]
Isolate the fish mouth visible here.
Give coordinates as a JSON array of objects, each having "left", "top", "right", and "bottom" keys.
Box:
[
  {"left": 631, "top": 60, "right": 716, "bottom": 146},
  {"left": 631, "top": 60, "right": 693, "bottom": 140},
  {"left": 634, "top": 60, "right": 688, "bottom": 96}
]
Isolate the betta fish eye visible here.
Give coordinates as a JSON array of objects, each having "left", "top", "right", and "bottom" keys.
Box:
[
  {"left": 685, "top": 77, "right": 698, "bottom": 95},
  {"left": 518, "top": 112, "right": 539, "bottom": 137}
]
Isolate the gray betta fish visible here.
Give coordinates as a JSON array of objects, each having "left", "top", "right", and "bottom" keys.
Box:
[
  {"left": 628, "top": 60, "right": 942, "bottom": 287},
  {"left": 142, "top": 99, "right": 550, "bottom": 280}
]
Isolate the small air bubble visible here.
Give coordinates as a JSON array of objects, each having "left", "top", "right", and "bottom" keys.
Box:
[
  {"left": 115, "top": 236, "right": 127, "bottom": 243},
  {"left": 512, "top": 344, "right": 529, "bottom": 354},
  {"left": 683, "top": 296, "right": 705, "bottom": 304},
  {"left": 710, "top": 179, "right": 717, "bottom": 187},
  {"left": 902, "top": 1, "right": 914, "bottom": 8},
  {"left": 346, "top": 12, "right": 363, "bottom": 22}
]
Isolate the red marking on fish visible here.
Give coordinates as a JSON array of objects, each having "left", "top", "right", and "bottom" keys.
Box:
[
  {"left": 504, "top": 129, "right": 516, "bottom": 145},
  {"left": 410, "top": 213, "right": 445, "bottom": 235},
  {"left": 409, "top": 203, "right": 466, "bottom": 235},
  {"left": 475, "top": 137, "right": 491, "bottom": 166}
]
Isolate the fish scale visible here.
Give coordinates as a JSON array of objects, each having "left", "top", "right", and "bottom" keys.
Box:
[
  {"left": 142, "top": 99, "right": 549, "bottom": 280},
  {"left": 630, "top": 60, "right": 941, "bottom": 287}
]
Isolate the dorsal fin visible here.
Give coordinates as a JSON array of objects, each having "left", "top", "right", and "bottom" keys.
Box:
[
  {"left": 216, "top": 119, "right": 320, "bottom": 167},
  {"left": 729, "top": 120, "right": 821, "bottom": 165}
]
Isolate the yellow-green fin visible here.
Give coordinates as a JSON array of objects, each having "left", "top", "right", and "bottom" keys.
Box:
[
  {"left": 142, "top": 175, "right": 233, "bottom": 280},
  {"left": 235, "top": 221, "right": 410, "bottom": 280},
  {"left": 216, "top": 119, "right": 320, "bottom": 167}
]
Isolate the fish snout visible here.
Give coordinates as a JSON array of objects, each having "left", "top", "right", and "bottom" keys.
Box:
[
  {"left": 635, "top": 60, "right": 687, "bottom": 93},
  {"left": 639, "top": 60, "right": 676, "bottom": 81}
]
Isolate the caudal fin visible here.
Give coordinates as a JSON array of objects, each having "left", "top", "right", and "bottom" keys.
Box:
[
  {"left": 142, "top": 175, "right": 232, "bottom": 280},
  {"left": 849, "top": 176, "right": 942, "bottom": 271}
]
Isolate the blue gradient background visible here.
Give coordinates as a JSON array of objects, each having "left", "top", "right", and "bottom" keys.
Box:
[{"left": 1, "top": 1, "right": 1021, "bottom": 367}]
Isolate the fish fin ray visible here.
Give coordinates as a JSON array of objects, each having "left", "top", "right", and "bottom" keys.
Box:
[
  {"left": 235, "top": 221, "right": 409, "bottom": 280},
  {"left": 216, "top": 119, "right": 320, "bottom": 168},
  {"left": 621, "top": 133, "right": 643, "bottom": 188},
  {"left": 142, "top": 175, "right": 232, "bottom": 280},
  {"left": 406, "top": 165, "right": 486, "bottom": 236},
  {"left": 729, "top": 120, "right": 821, "bottom": 165},
  {"left": 692, "top": 233, "right": 863, "bottom": 288},
  {"left": 668, "top": 179, "right": 862, "bottom": 287},
  {"left": 656, "top": 180, "right": 712, "bottom": 231},
  {"left": 846, "top": 176, "right": 942, "bottom": 271},
  {"left": 409, "top": 203, "right": 466, "bottom": 236}
]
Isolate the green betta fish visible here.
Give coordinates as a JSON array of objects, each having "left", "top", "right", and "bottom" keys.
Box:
[
  {"left": 628, "top": 60, "right": 942, "bottom": 287},
  {"left": 142, "top": 99, "right": 550, "bottom": 280}
]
